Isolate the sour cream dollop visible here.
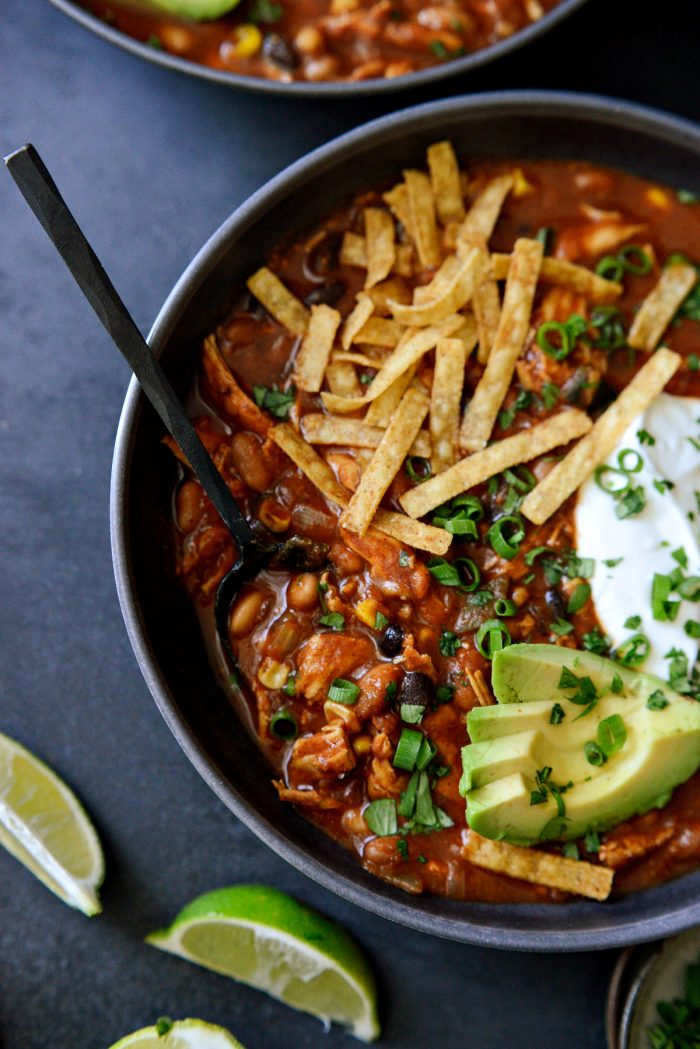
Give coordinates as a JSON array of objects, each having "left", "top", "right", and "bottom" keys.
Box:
[{"left": 575, "top": 392, "right": 700, "bottom": 678}]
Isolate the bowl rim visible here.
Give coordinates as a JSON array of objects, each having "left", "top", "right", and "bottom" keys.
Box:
[
  {"left": 48, "top": 0, "right": 589, "bottom": 97},
  {"left": 111, "top": 90, "right": 700, "bottom": 950}
]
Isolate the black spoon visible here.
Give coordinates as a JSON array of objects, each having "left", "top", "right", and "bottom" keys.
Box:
[{"left": 4, "top": 144, "right": 326, "bottom": 660}]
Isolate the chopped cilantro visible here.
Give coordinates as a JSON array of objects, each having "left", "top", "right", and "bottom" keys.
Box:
[{"left": 439, "top": 628, "right": 461, "bottom": 656}]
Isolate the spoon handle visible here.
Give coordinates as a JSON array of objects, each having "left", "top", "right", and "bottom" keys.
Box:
[{"left": 4, "top": 143, "right": 254, "bottom": 552}]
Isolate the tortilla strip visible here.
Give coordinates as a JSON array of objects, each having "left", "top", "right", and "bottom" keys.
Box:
[
  {"left": 269, "top": 423, "right": 449, "bottom": 554},
  {"left": 627, "top": 262, "right": 697, "bottom": 351},
  {"left": 321, "top": 315, "right": 463, "bottom": 414},
  {"left": 413, "top": 254, "right": 463, "bottom": 305},
  {"left": 460, "top": 238, "right": 544, "bottom": 451},
  {"left": 365, "top": 364, "right": 418, "bottom": 427},
  {"left": 383, "top": 181, "right": 414, "bottom": 239},
  {"left": 463, "top": 234, "right": 502, "bottom": 364},
  {"left": 428, "top": 140, "right": 466, "bottom": 225},
  {"left": 365, "top": 277, "right": 412, "bottom": 314},
  {"left": 491, "top": 253, "right": 622, "bottom": 302},
  {"left": 340, "top": 232, "right": 414, "bottom": 277},
  {"left": 389, "top": 247, "right": 481, "bottom": 326},
  {"left": 246, "top": 267, "right": 310, "bottom": 336},
  {"left": 457, "top": 174, "right": 514, "bottom": 253},
  {"left": 430, "top": 336, "right": 468, "bottom": 473},
  {"left": 404, "top": 169, "right": 441, "bottom": 269},
  {"left": 293, "top": 304, "right": 341, "bottom": 393},
  {"left": 325, "top": 359, "right": 363, "bottom": 397},
  {"left": 331, "top": 351, "right": 385, "bottom": 369},
  {"left": 364, "top": 207, "right": 396, "bottom": 289},
  {"left": 301, "top": 413, "right": 431, "bottom": 458},
  {"left": 341, "top": 387, "right": 430, "bottom": 536},
  {"left": 400, "top": 409, "right": 591, "bottom": 519},
  {"left": 521, "top": 347, "right": 682, "bottom": 524},
  {"left": 342, "top": 293, "right": 375, "bottom": 350},
  {"left": 463, "top": 833, "right": 614, "bottom": 902},
  {"left": 355, "top": 316, "right": 404, "bottom": 347}
]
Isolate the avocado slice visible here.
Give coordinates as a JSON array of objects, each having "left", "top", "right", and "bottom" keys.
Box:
[
  {"left": 141, "top": 0, "right": 242, "bottom": 20},
  {"left": 460, "top": 644, "right": 700, "bottom": 845}
]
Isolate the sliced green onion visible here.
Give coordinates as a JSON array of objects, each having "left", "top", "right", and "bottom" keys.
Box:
[
  {"left": 584, "top": 741, "right": 607, "bottom": 766},
  {"left": 594, "top": 464, "right": 630, "bottom": 494},
  {"left": 652, "top": 573, "right": 680, "bottom": 622},
  {"left": 567, "top": 582, "right": 591, "bottom": 615},
  {"left": 525, "top": 544, "right": 551, "bottom": 566},
  {"left": 398, "top": 771, "right": 419, "bottom": 818},
  {"left": 596, "top": 255, "right": 624, "bottom": 282},
  {"left": 393, "top": 728, "right": 424, "bottom": 771},
  {"left": 405, "top": 456, "right": 431, "bottom": 483},
  {"left": 487, "top": 515, "right": 525, "bottom": 560},
  {"left": 494, "top": 598, "right": 517, "bottom": 617},
  {"left": 414, "top": 771, "right": 437, "bottom": 825},
  {"left": 617, "top": 448, "right": 643, "bottom": 473},
  {"left": 364, "top": 798, "right": 397, "bottom": 836},
  {"left": 475, "top": 618, "right": 511, "bottom": 659},
  {"left": 615, "top": 633, "right": 650, "bottom": 667},
  {"left": 415, "top": 736, "right": 437, "bottom": 771},
  {"left": 269, "top": 709, "right": 298, "bottom": 740},
  {"left": 618, "top": 244, "right": 652, "bottom": 275},
  {"left": 282, "top": 674, "right": 297, "bottom": 697},
  {"left": 453, "top": 557, "right": 481, "bottom": 592},
  {"left": 551, "top": 618, "right": 574, "bottom": 636},
  {"left": 679, "top": 576, "right": 700, "bottom": 600},
  {"left": 400, "top": 703, "right": 425, "bottom": 724},
  {"left": 328, "top": 678, "right": 360, "bottom": 705},
  {"left": 597, "top": 713, "right": 627, "bottom": 757},
  {"left": 536, "top": 320, "right": 573, "bottom": 361},
  {"left": 503, "top": 466, "right": 536, "bottom": 492}
]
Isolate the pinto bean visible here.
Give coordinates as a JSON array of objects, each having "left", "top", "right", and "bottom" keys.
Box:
[
  {"left": 355, "top": 663, "right": 403, "bottom": 720},
  {"left": 230, "top": 431, "right": 275, "bottom": 492},
  {"left": 176, "top": 480, "right": 203, "bottom": 532},
  {"left": 287, "top": 573, "right": 319, "bottom": 611},
  {"left": 229, "top": 589, "right": 264, "bottom": 638}
]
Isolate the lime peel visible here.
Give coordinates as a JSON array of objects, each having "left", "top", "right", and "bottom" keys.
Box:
[
  {"left": 108, "top": 1017, "right": 247, "bottom": 1048},
  {"left": 0, "top": 731, "right": 103, "bottom": 915},
  {"left": 146, "top": 885, "right": 380, "bottom": 1042}
]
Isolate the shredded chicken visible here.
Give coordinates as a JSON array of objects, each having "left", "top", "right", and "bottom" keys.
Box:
[
  {"left": 289, "top": 723, "right": 356, "bottom": 782},
  {"left": 296, "top": 633, "right": 374, "bottom": 701}
]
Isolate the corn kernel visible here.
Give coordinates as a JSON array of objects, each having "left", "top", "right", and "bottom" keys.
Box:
[
  {"left": 355, "top": 597, "right": 379, "bottom": 628},
  {"left": 224, "top": 24, "right": 262, "bottom": 60},
  {"left": 646, "top": 187, "right": 671, "bottom": 211},
  {"left": 353, "top": 735, "right": 372, "bottom": 755},
  {"left": 417, "top": 626, "right": 434, "bottom": 647},
  {"left": 330, "top": 0, "right": 359, "bottom": 11},
  {"left": 511, "top": 166, "right": 536, "bottom": 198},
  {"left": 258, "top": 658, "right": 289, "bottom": 690}
]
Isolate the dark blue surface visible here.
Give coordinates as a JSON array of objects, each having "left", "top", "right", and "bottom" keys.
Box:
[{"left": 0, "top": 2, "right": 697, "bottom": 1047}]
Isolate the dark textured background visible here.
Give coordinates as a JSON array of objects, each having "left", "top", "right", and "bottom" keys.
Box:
[{"left": 0, "top": 2, "right": 698, "bottom": 1047}]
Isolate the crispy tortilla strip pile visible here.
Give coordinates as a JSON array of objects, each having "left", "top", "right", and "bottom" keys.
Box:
[
  {"left": 244, "top": 142, "right": 677, "bottom": 557},
  {"left": 463, "top": 833, "right": 614, "bottom": 902}
]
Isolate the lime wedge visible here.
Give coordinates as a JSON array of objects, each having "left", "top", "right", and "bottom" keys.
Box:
[
  {"left": 146, "top": 885, "right": 380, "bottom": 1042},
  {"left": 0, "top": 731, "right": 104, "bottom": 915},
  {"left": 109, "top": 1018, "right": 246, "bottom": 1048}
]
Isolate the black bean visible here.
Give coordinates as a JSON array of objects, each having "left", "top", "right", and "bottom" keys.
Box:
[
  {"left": 304, "top": 280, "right": 345, "bottom": 307},
  {"left": 545, "top": 588, "right": 566, "bottom": 619},
  {"left": 398, "top": 672, "right": 435, "bottom": 707},
  {"left": 262, "top": 33, "right": 300, "bottom": 71},
  {"left": 378, "top": 623, "right": 404, "bottom": 656}
]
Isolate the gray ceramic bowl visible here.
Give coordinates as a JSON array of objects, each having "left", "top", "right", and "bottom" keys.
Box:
[
  {"left": 112, "top": 91, "right": 700, "bottom": 950},
  {"left": 48, "top": 0, "right": 588, "bottom": 97}
]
